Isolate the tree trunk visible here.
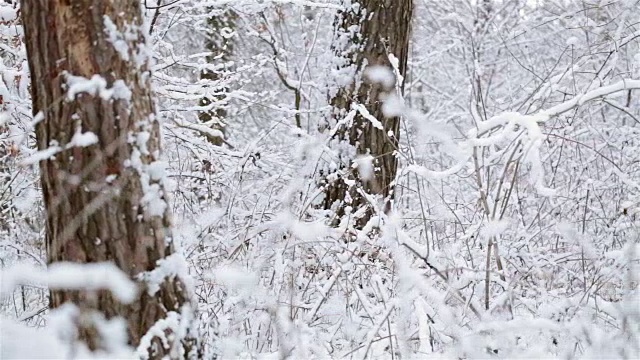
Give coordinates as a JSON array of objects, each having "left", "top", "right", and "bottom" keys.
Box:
[
  {"left": 198, "top": 9, "right": 236, "bottom": 146},
  {"left": 21, "top": 1, "right": 197, "bottom": 357},
  {"left": 323, "top": 0, "right": 413, "bottom": 226}
]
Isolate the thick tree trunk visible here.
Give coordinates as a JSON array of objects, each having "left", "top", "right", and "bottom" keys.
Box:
[
  {"left": 323, "top": 0, "right": 413, "bottom": 226},
  {"left": 21, "top": 1, "right": 197, "bottom": 357}
]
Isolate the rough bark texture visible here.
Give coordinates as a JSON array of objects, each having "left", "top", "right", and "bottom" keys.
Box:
[
  {"left": 21, "top": 1, "right": 197, "bottom": 357},
  {"left": 323, "top": 0, "right": 413, "bottom": 226}
]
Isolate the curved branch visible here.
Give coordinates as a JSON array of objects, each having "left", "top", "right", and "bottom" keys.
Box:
[{"left": 539, "top": 79, "right": 640, "bottom": 121}]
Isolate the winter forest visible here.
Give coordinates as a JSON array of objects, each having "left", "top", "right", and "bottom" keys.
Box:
[{"left": 0, "top": 0, "right": 639, "bottom": 358}]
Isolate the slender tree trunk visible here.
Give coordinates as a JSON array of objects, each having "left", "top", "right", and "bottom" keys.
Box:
[
  {"left": 198, "top": 10, "right": 236, "bottom": 146},
  {"left": 323, "top": 0, "right": 413, "bottom": 226},
  {"left": 21, "top": 1, "right": 197, "bottom": 357}
]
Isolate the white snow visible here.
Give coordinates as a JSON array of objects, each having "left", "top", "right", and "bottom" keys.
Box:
[
  {"left": 0, "top": 112, "right": 8, "bottom": 127},
  {"left": 3, "top": 2, "right": 640, "bottom": 359},
  {"left": 1, "top": 262, "right": 137, "bottom": 303},
  {"left": 138, "top": 253, "right": 189, "bottom": 296},
  {"left": 103, "top": 16, "right": 131, "bottom": 61},
  {"left": 566, "top": 36, "right": 579, "bottom": 46},
  {"left": 146, "top": 161, "right": 166, "bottom": 181},
  {"left": 353, "top": 103, "right": 383, "bottom": 129},
  {"left": 365, "top": 65, "right": 395, "bottom": 88},
  {"left": 21, "top": 144, "right": 62, "bottom": 165},
  {"left": 353, "top": 155, "right": 374, "bottom": 180},
  {"left": 68, "top": 130, "right": 99, "bottom": 148},
  {"left": 66, "top": 73, "right": 132, "bottom": 101}
]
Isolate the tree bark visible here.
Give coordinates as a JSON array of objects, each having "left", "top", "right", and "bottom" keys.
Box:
[
  {"left": 21, "top": 1, "right": 197, "bottom": 357},
  {"left": 198, "top": 9, "right": 236, "bottom": 146},
  {"left": 323, "top": 0, "right": 413, "bottom": 226}
]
